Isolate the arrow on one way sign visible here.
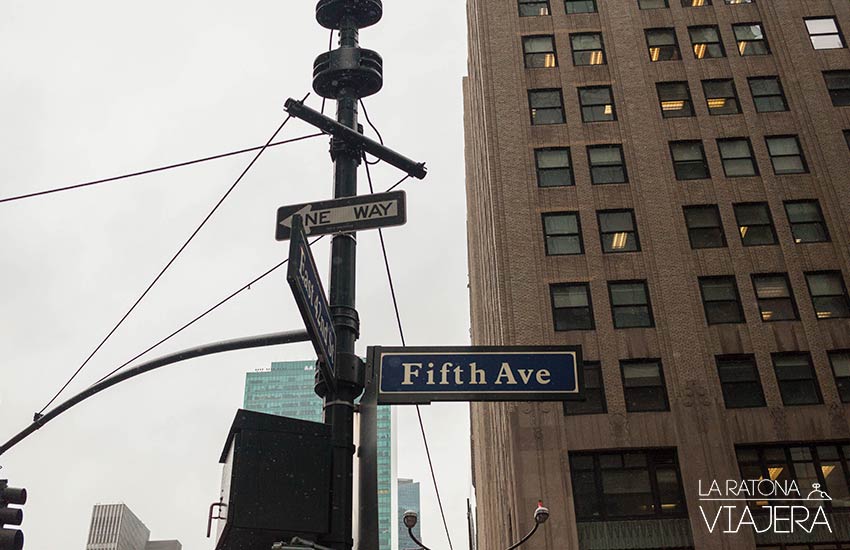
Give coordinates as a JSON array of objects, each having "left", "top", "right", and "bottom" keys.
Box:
[{"left": 275, "top": 191, "right": 407, "bottom": 241}]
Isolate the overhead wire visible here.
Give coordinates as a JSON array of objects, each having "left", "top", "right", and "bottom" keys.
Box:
[
  {"left": 0, "top": 133, "right": 323, "bottom": 205},
  {"left": 37, "top": 109, "right": 304, "bottom": 415},
  {"left": 363, "top": 157, "right": 454, "bottom": 550},
  {"left": 359, "top": 99, "right": 384, "bottom": 165}
]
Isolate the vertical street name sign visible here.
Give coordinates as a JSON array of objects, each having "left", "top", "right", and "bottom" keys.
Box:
[
  {"left": 370, "top": 346, "right": 583, "bottom": 404},
  {"left": 287, "top": 214, "right": 336, "bottom": 387},
  {"left": 276, "top": 191, "right": 406, "bottom": 241}
]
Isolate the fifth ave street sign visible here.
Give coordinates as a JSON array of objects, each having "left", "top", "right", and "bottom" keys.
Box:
[
  {"left": 287, "top": 214, "right": 336, "bottom": 388},
  {"left": 276, "top": 191, "right": 406, "bottom": 241},
  {"left": 370, "top": 346, "right": 583, "bottom": 405}
]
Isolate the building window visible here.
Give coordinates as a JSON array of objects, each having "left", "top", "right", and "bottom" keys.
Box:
[
  {"left": 639, "top": 0, "right": 669, "bottom": 8},
  {"left": 523, "top": 36, "right": 558, "bottom": 68},
  {"left": 733, "top": 23, "right": 770, "bottom": 56},
  {"left": 682, "top": 0, "right": 711, "bottom": 6},
  {"left": 657, "top": 82, "right": 694, "bottom": 118},
  {"left": 805, "top": 272, "right": 850, "bottom": 319},
  {"left": 598, "top": 210, "right": 640, "bottom": 253},
  {"left": 670, "top": 141, "right": 709, "bottom": 180},
  {"left": 609, "top": 281, "right": 654, "bottom": 328},
  {"left": 535, "top": 148, "right": 573, "bottom": 187},
  {"left": 752, "top": 273, "right": 799, "bottom": 321},
  {"left": 738, "top": 444, "right": 850, "bottom": 510},
  {"left": 830, "top": 351, "right": 850, "bottom": 403},
  {"left": 519, "top": 0, "right": 550, "bottom": 16},
  {"left": 734, "top": 203, "right": 777, "bottom": 246},
  {"left": 784, "top": 200, "right": 830, "bottom": 243},
  {"left": 845, "top": 129, "right": 850, "bottom": 149},
  {"left": 543, "top": 212, "right": 583, "bottom": 255},
  {"left": 772, "top": 353, "right": 823, "bottom": 406},
  {"left": 824, "top": 71, "right": 850, "bottom": 106},
  {"left": 724, "top": 0, "right": 753, "bottom": 3},
  {"left": 565, "top": 0, "right": 598, "bottom": 13},
  {"left": 563, "top": 362, "right": 606, "bottom": 415},
  {"left": 621, "top": 360, "right": 669, "bottom": 412},
  {"left": 748, "top": 76, "right": 788, "bottom": 112},
  {"left": 806, "top": 17, "right": 845, "bottom": 50},
  {"left": 571, "top": 33, "right": 606, "bottom": 66},
  {"left": 699, "top": 276, "right": 745, "bottom": 324},
  {"left": 690, "top": 26, "right": 725, "bottom": 58},
  {"left": 646, "top": 29, "right": 681, "bottom": 61},
  {"left": 551, "top": 283, "right": 594, "bottom": 330},
  {"left": 529, "top": 89, "right": 565, "bottom": 125},
  {"left": 718, "top": 138, "right": 758, "bottom": 177},
  {"left": 571, "top": 449, "right": 685, "bottom": 521},
  {"left": 683, "top": 205, "right": 726, "bottom": 249},
  {"left": 716, "top": 355, "right": 766, "bottom": 408},
  {"left": 765, "top": 136, "right": 807, "bottom": 174},
  {"left": 587, "top": 145, "right": 627, "bottom": 184},
  {"left": 579, "top": 86, "right": 616, "bottom": 122},
  {"left": 703, "top": 79, "right": 741, "bottom": 115}
]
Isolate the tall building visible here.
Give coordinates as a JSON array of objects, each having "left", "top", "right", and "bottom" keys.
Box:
[
  {"left": 85, "top": 504, "right": 180, "bottom": 550},
  {"left": 244, "top": 361, "right": 398, "bottom": 550},
  {"left": 464, "top": 2, "right": 850, "bottom": 550},
  {"left": 397, "top": 478, "right": 421, "bottom": 550}
]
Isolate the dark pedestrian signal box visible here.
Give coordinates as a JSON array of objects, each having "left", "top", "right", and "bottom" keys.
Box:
[{"left": 215, "top": 409, "right": 332, "bottom": 550}]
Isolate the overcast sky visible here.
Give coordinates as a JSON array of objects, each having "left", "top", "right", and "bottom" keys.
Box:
[{"left": 0, "top": 2, "right": 471, "bottom": 549}]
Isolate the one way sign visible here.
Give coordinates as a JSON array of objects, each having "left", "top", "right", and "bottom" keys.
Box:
[{"left": 276, "top": 191, "right": 407, "bottom": 241}]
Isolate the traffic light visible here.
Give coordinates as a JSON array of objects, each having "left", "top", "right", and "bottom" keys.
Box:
[{"left": 0, "top": 480, "right": 26, "bottom": 550}]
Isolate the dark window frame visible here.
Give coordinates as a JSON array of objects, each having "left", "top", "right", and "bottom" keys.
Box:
[
  {"left": 519, "top": 0, "right": 551, "bottom": 16},
  {"left": 751, "top": 273, "right": 800, "bottom": 322},
  {"left": 620, "top": 359, "right": 671, "bottom": 412},
  {"left": 571, "top": 32, "right": 606, "bottom": 66},
  {"left": 646, "top": 28, "right": 682, "bottom": 61},
  {"left": 784, "top": 200, "right": 830, "bottom": 244},
  {"left": 748, "top": 76, "right": 789, "bottom": 112},
  {"left": 723, "top": 0, "right": 753, "bottom": 3},
  {"left": 699, "top": 275, "right": 745, "bottom": 325},
  {"left": 824, "top": 71, "right": 850, "bottom": 107},
  {"left": 535, "top": 147, "right": 574, "bottom": 187},
  {"left": 683, "top": 204, "right": 726, "bottom": 249},
  {"left": 542, "top": 211, "right": 584, "bottom": 255},
  {"left": 733, "top": 22, "right": 770, "bottom": 56},
  {"left": 703, "top": 79, "right": 742, "bottom": 115},
  {"left": 733, "top": 202, "right": 777, "bottom": 247},
  {"left": 578, "top": 85, "right": 617, "bottom": 122},
  {"left": 829, "top": 350, "right": 850, "bottom": 403},
  {"left": 805, "top": 271, "right": 850, "bottom": 320},
  {"left": 587, "top": 144, "right": 628, "bottom": 184},
  {"left": 639, "top": 0, "right": 669, "bottom": 8},
  {"left": 682, "top": 0, "right": 712, "bottom": 7},
  {"left": 608, "top": 280, "right": 655, "bottom": 329},
  {"left": 772, "top": 352, "right": 824, "bottom": 406},
  {"left": 563, "top": 361, "right": 607, "bottom": 415},
  {"left": 565, "top": 0, "right": 598, "bottom": 13},
  {"left": 528, "top": 88, "right": 566, "bottom": 125},
  {"left": 522, "top": 35, "right": 559, "bottom": 68},
  {"left": 657, "top": 81, "right": 695, "bottom": 118},
  {"left": 670, "top": 140, "right": 710, "bottom": 180},
  {"left": 689, "top": 25, "right": 725, "bottom": 59},
  {"left": 718, "top": 138, "right": 759, "bottom": 177},
  {"left": 716, "top": 354, "right": 767, "bottom": 409},
  {"left": 597, "top": 209, "right": 641, "bottom": 253},
  {"left": 765, "top": 135, "right": 808, "bottom": 175},
  {"left": 550, "top": 282, "right": 596, "bottom": 331}
]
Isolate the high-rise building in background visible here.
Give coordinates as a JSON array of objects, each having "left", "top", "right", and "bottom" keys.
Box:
[
  {"left": 397, "top": 478, "right": 421, "bottom": 550},
  {"left": 464, "top": 1, "right": 850, "bottom": 550},
  {"left": 244, "top": 360, "right": 398, "bottom": 550},
  {"left": 85, "top": 504, "right": 181, "bottom": 550}
]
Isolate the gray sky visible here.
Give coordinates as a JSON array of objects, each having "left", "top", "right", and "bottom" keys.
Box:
[{"left": 0, "top": 2, "right": 471, "bottom": 549}]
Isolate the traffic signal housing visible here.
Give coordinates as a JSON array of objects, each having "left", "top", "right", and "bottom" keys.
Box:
[{"left": 0, "top": 480, "right": 26, "bottom": 550}]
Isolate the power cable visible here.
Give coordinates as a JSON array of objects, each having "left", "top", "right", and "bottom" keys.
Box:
[
  {"left": 37, "top": 112, "right": 300, "bottom": 415},
  {"left": 0, "top": 133, "right": 323, "bottom": 205},
  {"left": 364, "top": 159, "right": 455, "bottom": 550},
  {"left": 359, "top": 99, "right": 384, "bottom": 166}
]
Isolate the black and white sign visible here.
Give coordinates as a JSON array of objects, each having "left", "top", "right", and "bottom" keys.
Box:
[{"left": 276, "top": 191, "right": 406, "bottom": 241}]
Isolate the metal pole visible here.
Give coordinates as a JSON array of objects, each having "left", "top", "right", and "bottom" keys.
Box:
[
  {"left": 322, "top": 19, "right": 364, "bottom": 550},
  {"left": 357, "top": 360, "right": 378, "bottom": 550}
]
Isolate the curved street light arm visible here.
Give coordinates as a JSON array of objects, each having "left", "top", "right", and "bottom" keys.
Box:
[
  {"left": 504, "top": 522, "right": 539, "bottom": 550},
  {"left": 407, "top": 527, "right": 432, "bottom": 550},
  {"left": 0, "top": 329, "right": 310, "bottom": 457}
]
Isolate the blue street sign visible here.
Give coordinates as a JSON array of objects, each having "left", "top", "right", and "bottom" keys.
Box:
[
  {"left": 370, "top": 346, "right": 582, "bottom": 404},
  {"left": 287, "top": 214, "right": 336, "bottom": 388}
]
